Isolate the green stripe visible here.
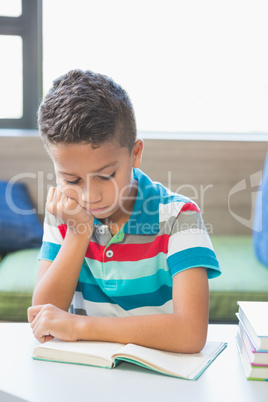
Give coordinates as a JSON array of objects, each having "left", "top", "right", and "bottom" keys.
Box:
[
  {"left": 83, "top": 252, "right": 169, "bottom": 281},
  {"left": 79, "top": 266, "right": 173, "bottom": 296}
]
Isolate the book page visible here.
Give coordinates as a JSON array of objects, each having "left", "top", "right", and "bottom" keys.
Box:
[
  {"left": 112, "top": 341, "right": 226, "bottom": 379},
  {"left": 34, "top": 339, "right": 124, "bottom": 367}
]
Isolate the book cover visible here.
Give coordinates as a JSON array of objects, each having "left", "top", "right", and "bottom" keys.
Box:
[
  {"left": 236, "top": 331, "right": 268, "bottom": 381},
  {"left": 237, "top": 321, "right": 268, "bottom": 366}
]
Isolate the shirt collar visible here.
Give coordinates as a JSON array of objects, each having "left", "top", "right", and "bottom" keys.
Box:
[
  {"left": 124, "top": 168, "right": 159, "bottom": 235},
  {"left": 94, "top": 168, "right": 160, "bottom": 235}
]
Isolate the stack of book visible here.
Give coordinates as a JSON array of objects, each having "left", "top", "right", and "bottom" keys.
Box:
[{"left": 236, "top": 301, "right": 268, "bottom": 381}]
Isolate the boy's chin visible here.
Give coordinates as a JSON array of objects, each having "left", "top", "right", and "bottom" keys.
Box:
[
  {"left": 91, "top": 209, "right": 114, "bottom": 220},
  {"left": 94, "top": 207, "right": 127, "bottom": 223}
]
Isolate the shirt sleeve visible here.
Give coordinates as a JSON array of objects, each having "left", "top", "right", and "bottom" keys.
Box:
[
  {"left": 166, "top": 202, "right": 221, "bottom": 279},
  {"left": 38, "top": 210, "right": 64, "bottom": 262}
]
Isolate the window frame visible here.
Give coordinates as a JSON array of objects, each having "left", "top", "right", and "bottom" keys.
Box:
[{"left": 0, "top": 0, "right": 42, "bottom": 129}]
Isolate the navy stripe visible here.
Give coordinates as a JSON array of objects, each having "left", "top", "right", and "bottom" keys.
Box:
[{"left": 77, "top": 282, "right": 172, "bottom": 311}]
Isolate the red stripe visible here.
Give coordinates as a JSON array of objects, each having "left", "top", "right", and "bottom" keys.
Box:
[
  {"left": 58, "top": 224, "right": 169, "bottom": 262},
  {"left": 180, "top": 202, "right": 200, "bottom": 213},
  {"left": 58, "top": 224, "right": 68, "bottom": 238},
  {"left": 93, "top": 234, "right": 170, "bottom": 262},
  {"left": 85, "top": 241, "right": 106, "bottom": 259}
]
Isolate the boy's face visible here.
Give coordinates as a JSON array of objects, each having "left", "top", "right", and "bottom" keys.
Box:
[{"left": 49, "top": 139, "right": 143, "bottom": 226}]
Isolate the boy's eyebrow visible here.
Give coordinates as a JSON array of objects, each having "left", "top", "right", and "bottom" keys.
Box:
[
  {"left": 58, "top": 161, "right": 118, "bottom": 176},
  {"left": 58, "top": 172, "right": 78, "bottom": 177},
  {"left": 94, "top": 161, "right": 118, "bottom": 173}
]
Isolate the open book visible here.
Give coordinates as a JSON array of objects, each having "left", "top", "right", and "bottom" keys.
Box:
[{"left": 33, "top": 339, "right": 227, "bottom": 380}]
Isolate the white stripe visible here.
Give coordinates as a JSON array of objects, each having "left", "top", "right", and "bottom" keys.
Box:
[
  {"left": 159, "top": 201, "right": 185, "bottom": 222},
  {"left": 72, "top": 292, "right": 173, "bottom": 317},
  {"left": 43, "top": 222, "right": 63, "bottom": 245},
  {"left": 167, "top": 229, "right": 214, "bottom": 258}
]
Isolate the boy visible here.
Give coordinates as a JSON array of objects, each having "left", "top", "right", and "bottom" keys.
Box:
[{"left": 28, "top": 69, "right": 221, "bottom": 353}]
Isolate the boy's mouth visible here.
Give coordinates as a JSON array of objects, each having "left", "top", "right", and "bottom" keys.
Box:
[{"left": 83, "top": 206, "right": 108, "bottom": 214}]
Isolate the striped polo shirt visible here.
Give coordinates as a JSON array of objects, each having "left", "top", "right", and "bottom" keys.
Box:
[{"left": 39, "top": 168, "right": 221, "bottom": 317}]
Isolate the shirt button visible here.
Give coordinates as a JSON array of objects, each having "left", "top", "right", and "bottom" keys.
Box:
[
  {"left": 106, "top": 250, "right": 114, "bottom": 258},
  {"left": 98, "top": 228, "right": 105, "bottom": 234}
]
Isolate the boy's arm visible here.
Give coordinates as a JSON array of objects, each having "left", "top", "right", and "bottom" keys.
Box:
[
  {"left": 32, "top": 230, "right": 90, "bottom": 311},
  {"left": 28, "top": 266, "right": 209, "bottom": 353},
  {"left": 32, "top": 186, "right": 94, "bottom": 311}
]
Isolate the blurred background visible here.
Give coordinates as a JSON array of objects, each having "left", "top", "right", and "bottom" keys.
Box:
[{"left": 0, "top": 1, "right": 268, "bottom": 324}]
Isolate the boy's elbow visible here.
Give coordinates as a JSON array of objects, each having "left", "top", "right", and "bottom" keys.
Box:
[
  {"left": 184, "top": 311, "right": 208, "bottom": 353},
  {"left": 172, "top": 336, "right": 207, "bottom": 354},
  {"left": 187, "top": 335, "right": 207, "bottom": 354},
  {"left": 188, "top": 325, "right": 208, "bottom": 354},
  {"left": 171, "top": 317, "right": 208, "bottom": 354},
  {"left": 187, "top": 321, "right": 208, "bottom": 353}
]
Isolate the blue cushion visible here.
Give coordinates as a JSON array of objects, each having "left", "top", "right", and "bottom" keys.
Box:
[
  {"left": 0, "top": 181, "right": 43, "bottom": 254},
  {"left": 253, "top": 152, "right": 268, "bottom": 268}
]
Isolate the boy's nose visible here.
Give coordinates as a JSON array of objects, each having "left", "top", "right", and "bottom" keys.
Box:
[{"left": 81, "top": 185, "right": 102, "bottom": 204}]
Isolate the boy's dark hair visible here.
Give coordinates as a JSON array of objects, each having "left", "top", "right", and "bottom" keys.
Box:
[{"left": 38, "top": 69, "right": 137, "bottom": 152}]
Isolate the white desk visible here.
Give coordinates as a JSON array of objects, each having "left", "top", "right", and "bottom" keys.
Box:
[{"left": 0, "top": 323, "right": 267, "bottom": 402}]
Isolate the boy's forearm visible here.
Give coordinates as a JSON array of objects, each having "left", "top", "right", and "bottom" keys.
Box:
[
  {"left": 73, "top": 268, "right": 209, "bottom": 353},
  {"left": 76, "top": 312, "right": 208, "bottom": 353},
  {"left": 32, "top": 230, "right": 90, "bottom": 310},
  {"left": 29, "top": 268, "right": 208, "bottom": 352}
]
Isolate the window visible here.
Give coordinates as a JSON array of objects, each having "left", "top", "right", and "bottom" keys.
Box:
[
  {"left": 0, "top": 35, "right": 22, "bottom": 119},
  {"left": 42, "top": 0, "right": 268, "bottom": 134},
  {"left": 0, "top": 0, "right": 42, "bottom": 129},
  {"left": 1, "top": 1, "right": 268, "bottom": 135},
  {"left": 0, "top": 1, "right": 22, "bottom": 17}
]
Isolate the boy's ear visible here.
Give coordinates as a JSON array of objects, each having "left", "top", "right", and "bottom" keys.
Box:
[{"left": 132, "top": 139, "right": 143, "bottom": 168}]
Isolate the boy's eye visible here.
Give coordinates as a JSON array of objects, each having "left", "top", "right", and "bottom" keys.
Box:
[
  {"left": 65, "top": 178, "right": 80, "bottom": 185},
  {"left": 99, "top": 171, "right": 116, "bottom": 181}
]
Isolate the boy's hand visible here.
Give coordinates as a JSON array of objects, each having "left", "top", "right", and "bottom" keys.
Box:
[
  {"left": 28, "top": 304, "right": 83, "bottom": 343},
  {"left": 46, "top": 186, "right": 94, "bottom": 235}
]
